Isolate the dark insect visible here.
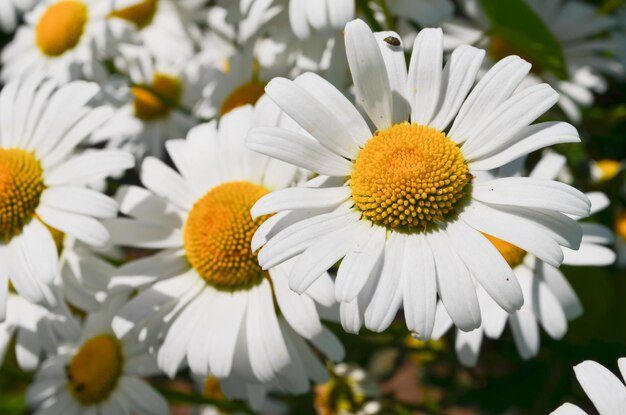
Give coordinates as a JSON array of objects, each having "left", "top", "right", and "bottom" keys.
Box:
[{"left": 383, "top": 36, "right": 401, "bottom": 46}]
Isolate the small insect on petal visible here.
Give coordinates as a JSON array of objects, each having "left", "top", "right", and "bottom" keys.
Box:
[{"left": 383, "top": 36, "right": 401, "bottom": 46}]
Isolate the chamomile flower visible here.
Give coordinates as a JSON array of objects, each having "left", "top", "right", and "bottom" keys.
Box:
[
  {"left": 26, "top": 294, "right": 168, "bottom": 415},
  {"left": 1, "top": 0, "right": 119, "bottom": 82},
  {"left": 552, "top": 358, "right": 626, "bottom": 414},
  {"left": 0, "top": 76, "right": 133, "bottom": 319},
  {"left": 431, "top": 154, "right": 615, "bottom": 366},
  {"left": 108, "top": 0, "right": 205, "bottom": 63},
  {"left": 94, "top": 45, "right": 211, "bottom": 160},
  {"left": 248, "top": 20, "right": 590, "bottom": 337},
  {"left": 106, "top": 101, "right": 343, "bottom": 408},
  {"left": 441, "top": 0, "right": 623, "bottom": 123},
  {"left": 0, "top": 0, "right": 38, "bottom": 33},
  {"left": 203, "top": 46, "right": 272, "bottom": 119}
]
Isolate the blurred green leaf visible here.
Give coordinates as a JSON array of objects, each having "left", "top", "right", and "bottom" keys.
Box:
[{"left": 479, "top": 0, "right": 568, "bottom": 79}]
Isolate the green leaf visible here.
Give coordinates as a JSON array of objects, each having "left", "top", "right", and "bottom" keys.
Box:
[{"left": 479, "top": 0, "right": 569, "bottom": 80}]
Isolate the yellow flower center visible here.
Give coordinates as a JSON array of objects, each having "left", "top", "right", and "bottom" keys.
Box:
[
  {"left": 595, "top": 159, "right": 621, "bottom": 181},
  {"left": 183, "top": 181, "right": 271, "bottom": 290},
  {"left": 350, "top": 123, "right": 471, "bottom": 232},
  {"left": 66, "top": 334, "right": 123, "bottom": 405},
  {"left": 489, "top": 36, "right": 542, "bottom": 74},
  {"left": 131, "top": 73, "right": 182, "bottom": 121},
  {"left": 108, "top": 0, "right": 158, "bottom": 29},
  {"left": 483, "top": 233, "right": 527, "bottom": 268},
  {"left": 0, "top": 149, "right": 45, "bottom": 242},
  {"left": 616, "top": 211, "right": 626, "bottom": 242},
  {"left": 219, "top": 82, "right": 266, "bottom": 117},
  {"left": 36, "top": 1, "right": 88, "bottom": 57},
  {"left": 203, "top": 376, "right": 225, "bottom": 400}
]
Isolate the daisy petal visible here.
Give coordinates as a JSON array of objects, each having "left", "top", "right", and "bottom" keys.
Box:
[
  {"left": 335, "top": 224, "right": 385, "bottom": 302},
  {"left": 447, "top": 220, "right": 523, "bottom": 313},
  {"left": 461, "top": 200, "right": 564, "bottom": 267},
  {"left": 407, "top": 28, "right": 443, "bottom": 125},
  {"left": 574, "top": 360, "right": 626, "bottom": 415},
  {"left": 428, "top": 229, "right": 481, "bottom": 332},
  {"left": 364, "top": 233, "right": 405, "bottom": 332},
  {"left": 44, "top": 150, "right": 134, "bottom": 186},
  {"left": 41, "top": 187, "right": 117, "bottom": 218},
  {"left": 140, "top": 157, "right": 196, "bottom": 211},
  {"left": 402, "top": 234, "right": 437, "bottom": 339},
  {"left": 289, "top": 221, "right": 368, "bottom": 294},
  {"left": 551, "top": 403, "right": 588, "bottom": 415},
  {"left": 470, "top": 122, "right": 579, "bottom": 171},
  {"left": 462, "top": 84, "right": 559, "bottom": 160},
  {"left": 344, "top": 19, "right": 393, "bottom": 130},
  {"left": 265, "top": 77, "right": 360, "bottom": 159},
  {"left": 248, "top": 127, "right": 353, "bottom": 177},
  {"left": 431, "top": 45, "right": 484, "bottom": 131},
  {"left": 455, "top": 328, "right": 483, "bottom": 367},
  {"left": 373, "top": 31, "right": 410, "bottom": 124},
  {"left": 118, "top": 378, "right": 169, "bottom": 415},
  {"left": 294, "top": 72, "right": 370, "bottom": 146},
  {"left": 538, "top": 262, "right": 582, "bottom": 320},
  {"left": 252, "top": 187, "right": 350, "bottom": 219},
  {"left": 449, "top": 56, "right": 531, "bottom": 143},
  {"left": 272, "top": 269, "right": 322, "bottom": 339},
  {"left": 37, "top": 205, "right": 109, "bottom": 247},
  {"left": 536, "top": 277, "right": 568, "bottom": 339},
  {"left": 472, "top": 177, "right": 590, "bottom": 217},
  {"left": 257, "top": 208, "right": 359, "bottom": 270}
]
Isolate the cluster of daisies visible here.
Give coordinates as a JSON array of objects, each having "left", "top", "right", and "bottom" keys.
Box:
[{"left": 0, "top": 0, "right": 625, "bottom": 414}]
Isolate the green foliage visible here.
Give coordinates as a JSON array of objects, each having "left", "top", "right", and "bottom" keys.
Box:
[{"left": 479, "top": 0, "right": 569, "bottom": 79}]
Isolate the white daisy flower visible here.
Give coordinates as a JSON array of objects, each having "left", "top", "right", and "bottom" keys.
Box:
[
  {"left": 0, "top": 289, "right": 79, "bottom": 372},
  {"left": 105, "top": 101, "right": 344, "bottom": 409},
  {"left": 203, "top": 46, "right": 273, "bottom": 119},
  {"left": 441, "top": 0, "right": 623, "bottom": 123},
  {"left": 431, "top": 153, "right": 615, "bottom": 366},
  {"left": 552, "top": 358, "right": 626, "bottom": 414},
  {"left": 26, "top": 294, "right": 168, "bottom": 415},
  {"left": 288, "top": 0, "right": 354, "bottom": 40},
  {"left": 0, "top": 76, "right": 134, "bottom": 319},
  {"left": 93, "top": 45, "right": 211, "bottom": 160},
  {"left": 1, "top": 0, "right": 122, "bottom": 82},
  {"left": 247, "top": 19, "right": 590, "bottom": 337},
  {"left": 0, "top": 0, "right": 38, "bottom": 33}
]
